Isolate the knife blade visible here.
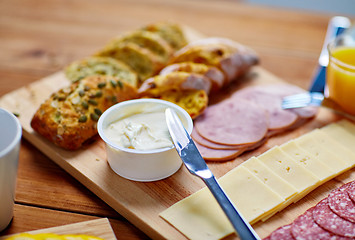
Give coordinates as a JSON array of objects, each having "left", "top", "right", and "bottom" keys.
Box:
[
  {"left": 165, "top": 108, "right": 260, "bottom": 240},
  {"left": 309, "top": 16, "right": 350, "bottom": 93}
]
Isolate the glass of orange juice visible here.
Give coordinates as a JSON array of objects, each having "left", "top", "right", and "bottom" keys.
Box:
[{"left": 326, "top": 27, "right": 355, "bottom": 115}]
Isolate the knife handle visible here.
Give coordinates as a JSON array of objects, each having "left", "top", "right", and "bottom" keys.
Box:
[
  {"left": 309, "top": 66, "right": 326, "bottom": 93},
  {"left": 203, "top": 176, "right": 260, "bottom": 240}
]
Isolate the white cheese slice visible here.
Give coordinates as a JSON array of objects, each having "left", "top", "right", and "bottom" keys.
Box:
[
  {"left": 160, "top": 166, "right": 284, "bottom": 240},
  {"left": 241, "top": 157, "right": 297, "bottom": 200},
  {"left": 279, "top": 141, "right": 333, "bottom": 182},
  {"left": 294, "top": 132, "right": 351, "bottom": 173},
  {"left": 257, "top": 147, "right": 319, "bottom": 193}
]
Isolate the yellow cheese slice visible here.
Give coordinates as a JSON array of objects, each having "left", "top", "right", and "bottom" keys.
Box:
[
  {"left": 321, "top": 122, "right": 355, "bottom": 154},
  {"left": 294, "top": 131, "right": 351, "bottom": 173},
  {"left": 309, "top": 129, "right": 355, "bottom": 167},
  {"left": 279, "top": 141, "right": 333, "bottom": 182},
  {"left": 337, "top": 119, "right": 355, "bottom": 132},
  {"left": 257, "top": 147, "right": 319, "bottom": 193},
  {"left": 241, "top": 157, "right": 297, "bottom": 200},
  {"left": 160, "top": 166, "right": 284, "bottom": 240}
]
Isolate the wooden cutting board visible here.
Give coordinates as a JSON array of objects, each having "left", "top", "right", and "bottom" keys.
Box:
[
  {"left": 0, "top": 218, "right": 116, "bottom": 240},
  {"left": 1, "top": 27, "right": 354, "bottom": 239}
]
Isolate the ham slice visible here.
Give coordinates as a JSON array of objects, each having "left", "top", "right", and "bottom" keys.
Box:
[
  {"left": 194, "top": 140, "right": 246, "bottom": 162},
  {"left": 232, "top": 86, "right": 299, "bottom": 131},
  {"left": 195, "top": 98, "right": 268, "bottom": 146},
  {"left": 192, "top": 83, "right": 317, "bottom": 162}
]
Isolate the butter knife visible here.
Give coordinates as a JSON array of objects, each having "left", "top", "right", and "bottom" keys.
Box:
[
  {"left": 309, "top": 16, "right": 350, "bottom": 93},
  {"left": 165, "top": 108, "right": 260, "bottom": 240}
]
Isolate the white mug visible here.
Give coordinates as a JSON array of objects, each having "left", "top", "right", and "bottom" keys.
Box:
[{"left": 0, "top": 108, "right": 22, "bottom": 231}]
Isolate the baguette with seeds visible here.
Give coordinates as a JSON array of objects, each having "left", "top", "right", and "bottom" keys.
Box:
[{"left": 31, "top": 75, "right": 137, "bottom": 150}]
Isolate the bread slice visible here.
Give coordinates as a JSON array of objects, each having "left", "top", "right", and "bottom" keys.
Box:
[
  {"left": 31, "top": 75, "right": 137, "bottom": 150},
  {"left": 65, "top": 56, "right": 138, "bottom": 87},
  {"left": 159, "top": 62, "right": 225, "bottom": 92},
  {"left": 151, "top": 89, "right": 208, "bottom": 119},
  {"left": 111, "top": 30, "right": 174, "bottom": 63},
  {"left": 171, "top": 37, "right": 259, "bottom": 84},
  {"left": 95, "top": 42, "right": 165, "bottom": 82},
  {"left": 138, "top": 71, "right": 211, "bottom": 96},
  {"left": 141, "top": 21, "right": 187, "bottom": 50}
]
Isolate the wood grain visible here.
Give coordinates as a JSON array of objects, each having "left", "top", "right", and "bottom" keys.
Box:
[{"left": 0, "top": 0, "right": 354, "bottom": 239}]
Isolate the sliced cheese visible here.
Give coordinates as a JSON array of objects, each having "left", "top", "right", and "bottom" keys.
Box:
[
  {"left": 321, "top": 122, "right": 355, "bottom": 154},
  {"left": 160, "top": 121, "right": 355, "bottom": 240},
  {"left": 337, "top": 119, "right": 355, "bottom": 136},
  {"left": 294, "top": 131, "right": 351, "bottom": 173},
  {"left": 241, "top": 157, "right": 297, "bottom": 200},
  {"left": 160, "top": 185, "right": 232, "bottom": 240},
  {"left": 309, "top": 129, "right": 355, "bottom": 167},
  {"left": 160, "top": 166, "right": 284, "bottom": 240},
  {"left": 219, "top": 166, "right": 284, "bottom": 224},
  {"left": 257, "top": 146, "right": 319, "bottom": 193},
  {"left": 279, "top": 141, "right": 333, "bottom": 182}
]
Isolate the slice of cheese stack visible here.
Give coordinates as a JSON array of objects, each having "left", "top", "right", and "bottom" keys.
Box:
[{"left": 160, "top": 119, "right": 355, "bottom": 240}]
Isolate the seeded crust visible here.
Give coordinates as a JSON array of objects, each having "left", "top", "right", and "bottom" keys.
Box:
[
  {"left": 30, "top": 75, "right": 138, "bottom": 150},
  {"left": 141, "top": 22, "right": 187, "bottom": 50},
  {"left": 64, "top": 56, "right": 138, "bottom": 87},
  {"left": 170, "top": 38, "right": 259, "bottom": 84}
]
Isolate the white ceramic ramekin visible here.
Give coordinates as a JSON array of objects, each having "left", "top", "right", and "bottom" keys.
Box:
[{"left": 97, "top": 99, "right": 193, "bottom": 182}]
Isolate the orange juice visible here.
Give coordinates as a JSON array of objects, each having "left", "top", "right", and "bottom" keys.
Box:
[{"left": 327, "top": 46, "right": 355, "bottom": 115}]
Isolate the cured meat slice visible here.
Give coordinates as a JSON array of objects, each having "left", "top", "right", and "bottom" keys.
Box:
[
  {"left": 269, "top": 225, "right": 294, "bottom": 240},
  {"left": 194, "top": 98, "right": 268, "bottom": 146},
  {"left": 291, "top": 207, "right": 347, "bottom": 240},
  {"left": 194, "top": 140, "right": 246, "bottom": 161},
  {"left": 312, "top": 198, "right": 355, "bottom": 238},
  {"left": 328, "top": 182, "right": 355, "bottom": 223},
  {"left": 191, "top": 128, "right": 250, "bottom": 150},
  {"left": 232, "top": 86, "right": 299, "bottom": 130},
  {"left": 346, "top": 181, "right": 355, "bottom": 203}
]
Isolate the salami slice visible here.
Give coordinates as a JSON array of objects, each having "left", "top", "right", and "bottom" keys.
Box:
[
  {"left": 312, "top": 198, "right": 355, "bottom": 238},
  {"left": 328, "top": 182, "right": 355, "bottom": 223},
  {"left": 346, "top": 181, "right": 355, "bottom": 203},
  {"left": 291, "top": 207, "right": 347, "bottom": 240},
  {"left": 194, "top": 98, "right": 268, "bottom": 146},
  {"left": 194, "top": 140, "right": 246, "bottom": 161},
  {"left": 232, "top": 86, "right": 299, "bottom": 130},
  {"left": 269, "top": 225, "right": 294, "bottom": 240}
]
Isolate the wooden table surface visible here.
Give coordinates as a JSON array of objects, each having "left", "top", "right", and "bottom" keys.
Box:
[{"left": 0, "top": 0, "right": 353, "bottom": 239}]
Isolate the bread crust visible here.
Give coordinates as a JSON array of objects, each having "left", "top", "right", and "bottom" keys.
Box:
[
  {"left": 171, "top": 37, "right": 259, "bottom": 83},
  {"left": 138, "top": 71, "right": 211, "bottom": 96},
  {"left": 159, "top": 62, "right": 225, "bottom": 92},
  {"left": 31, "top": 75, "right": 137, "bottom": 150}
]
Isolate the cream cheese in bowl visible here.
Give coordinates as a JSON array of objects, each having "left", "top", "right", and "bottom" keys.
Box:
[
  {"left": 98, "top": 99, "right": 193, "bottom": 182},
  {"left": 105, "top": 111, "right": 173, "bottom": 151}
]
